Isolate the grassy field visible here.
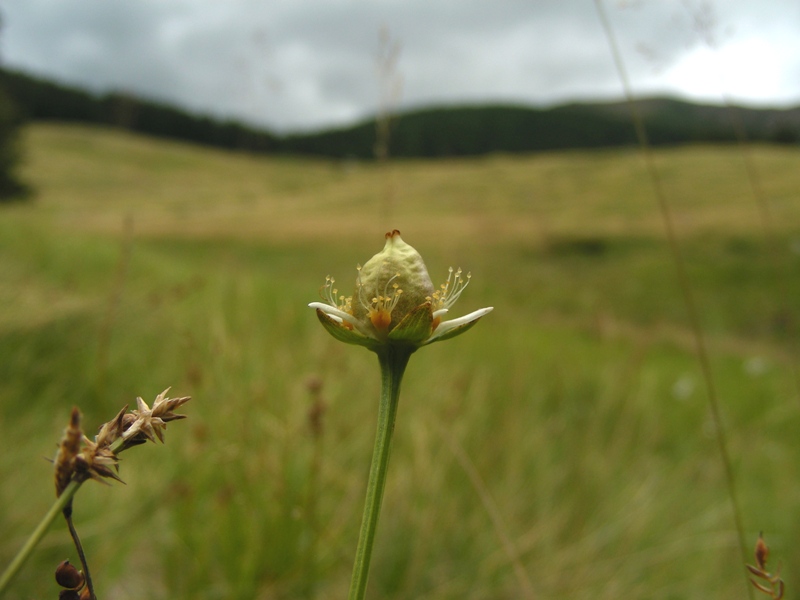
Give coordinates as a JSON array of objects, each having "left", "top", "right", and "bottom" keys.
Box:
[{"left": 1, "top": 123, "right": 799, "bottom": 599}]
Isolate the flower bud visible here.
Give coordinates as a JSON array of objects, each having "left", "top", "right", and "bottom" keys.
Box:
[{"left": 352, "top": 230, "right": 434, "bottom": 333}]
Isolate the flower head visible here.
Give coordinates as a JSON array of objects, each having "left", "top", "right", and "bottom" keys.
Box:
[{"left": 310, "top": 230, "right": 492, "bottom": 351}]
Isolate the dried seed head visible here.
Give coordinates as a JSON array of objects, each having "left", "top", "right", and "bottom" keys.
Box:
[
  {"left": 55, "top": 560, "right": 85, "bottom": 590},
  {"left": 306, "top": 375, "right": 323, "bottom": 395},
  {"left": 94, "top": 405, "right": 129, "bottom": 448},
  {"left": 151, "top": 388, "right": 191, "bottom": 423},
  {"left": 308, "top": 398, "right": 326, "bottom": 439},
  {"left": 747, "top": 533, "right": 784, "bottom": 599},
  {"left": 74, "top": 436, "right": 123, "bottom": 486},
  {"left": 54, "top": 408, "right": 83, "bottom": 497},
  {"left": 58, "top": 589, "right": 81, "bottom": 600},
  {"left": 755, "top": 532, "right": 769, "bottom": 571},
  {"left": 122, "top": 389, "right": 191, "bottom": 445}
]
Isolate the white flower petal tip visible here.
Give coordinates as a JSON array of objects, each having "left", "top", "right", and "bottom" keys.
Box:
[
  {"left": 426, "top": 306, "right": 494, "bottom": 344},
  {"left": 309, "top": 302, "right": 353, "bottom": 322}
]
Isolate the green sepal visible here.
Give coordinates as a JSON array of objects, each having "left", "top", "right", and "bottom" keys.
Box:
[
  {"left": 315, "top": 309, "right": 377, "bottom": 349},
  {"left": 388, "top": 302, "right": 433, "bottom": 344}
]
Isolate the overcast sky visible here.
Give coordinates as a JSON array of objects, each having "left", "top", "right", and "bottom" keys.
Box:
[{"left": 1, "top": 0, "right": 799, "bottom": 133}]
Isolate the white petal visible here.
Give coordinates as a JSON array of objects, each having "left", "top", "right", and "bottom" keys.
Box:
[
  {"left": 432, "top": 308, "right": 449, "bottom": 319},
  {"left": 309, "top": 302, "right": 354, "bottom": 323},
  {"left": 428, "top": 306, "right": 493, "bottom": 342},
  {"left": 309, "top": 302, "right": 376, "bottom": 339}
]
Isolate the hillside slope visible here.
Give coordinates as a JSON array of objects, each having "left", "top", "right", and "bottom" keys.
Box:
[{"left": 4, "top": 67, "right": 799, "bottom": 159}]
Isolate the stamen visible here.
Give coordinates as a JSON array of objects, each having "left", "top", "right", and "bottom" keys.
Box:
[
  {"left": 430, "top": 267, "right": 471, "bottom": 311},
  {"left": 320, "top": 274, "right": 353, "bottom": 313},
  {"left": 367, "top": 272, "right": 403, "bottom": 331}
]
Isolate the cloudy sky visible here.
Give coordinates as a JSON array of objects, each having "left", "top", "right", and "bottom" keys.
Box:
[{"left": 1, "top": 0, "right": 799, "bottom": 133}]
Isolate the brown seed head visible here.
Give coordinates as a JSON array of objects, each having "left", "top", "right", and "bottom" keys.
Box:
[
  {"left": 54, "top": 408, "right": 83, "bottom": 497},
  {"left": 94, "top": 405, "right": 129, "bottom": 447},
  {"left": 55, "top": 560, "right": 85, "bottom": 590},
  {"left": 122, "top": 389, "right": 190, "bottom": 445},
  {"left": 75, "top": 438, "right": 123, "bottom": 485},
  {"left": 755, "top": 532, "right": 769, "bottom": 571}
]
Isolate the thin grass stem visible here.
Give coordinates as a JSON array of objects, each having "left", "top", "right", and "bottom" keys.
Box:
[
  {"left": 96, "top": 214, "right": 134, "bottom": 397},
  {"left": 722, "top": 99, "right": 800, "bottom": 401},
  {"left": 593, "top": 2, "right": 752, "bottom": 598},
  {"left": 438, "top": 425, "right": 535, "bottom": 598},
  {"left": 684, "top": 0, "right": 800, "bottom": 400}
]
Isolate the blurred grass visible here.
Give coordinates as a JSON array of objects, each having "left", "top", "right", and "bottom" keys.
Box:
[{"left": 1, "top": 123, "right": 799, "bottom": 599}]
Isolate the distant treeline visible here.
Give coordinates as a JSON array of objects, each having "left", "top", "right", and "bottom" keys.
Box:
[
  {"left": 2, "top": 66, "right": 799, "bottom": 159},
  {"left": 0, "top": 68, "right": 278, "bottom": 153}
]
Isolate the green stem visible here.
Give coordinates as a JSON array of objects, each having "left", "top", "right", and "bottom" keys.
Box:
[
  {"left": 0, "top": 479, "right": 84, "bottom": 593},
  {"left": 348, "top": 346, "right": 412, "bottom": 600}
]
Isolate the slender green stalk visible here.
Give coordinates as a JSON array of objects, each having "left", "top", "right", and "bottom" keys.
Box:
[
  {"left": 0, "top": 479, "right": 84, "bottom": 593},
  {"left": 348, "top": 346, "right": 412, "bottom": 600}
]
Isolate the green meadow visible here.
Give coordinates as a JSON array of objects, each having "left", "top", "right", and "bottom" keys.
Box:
[{"left": 2, "top": 123, "right": 799, "bottom": 599}]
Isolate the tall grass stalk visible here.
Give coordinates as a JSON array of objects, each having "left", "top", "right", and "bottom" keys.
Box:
[
  {"left": 374, "top": 26, "right": 403, "bottom": 229},
  {"left": 95, "top": 214, "right": 134, "bottom": 396},
  {"left": 683, "top": 1, "right": 800, "bottom": 402},
  {"left": 593, "top": 1, "right": 752, "bottom": 597},
  {"left": 438, "top": 424, "right": 535, "bottom": 599}
]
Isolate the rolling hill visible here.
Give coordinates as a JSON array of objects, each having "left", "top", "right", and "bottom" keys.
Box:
[{"left": 2, "top": 66, "right": 799, "bottom": 159}]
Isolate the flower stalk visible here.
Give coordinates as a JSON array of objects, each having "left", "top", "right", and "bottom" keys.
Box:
[
  {"left": 348, "top": 346, "right": 411, "bottom": 600},
  {"left": 310, "top": 231, "right": 492, "bottom": 599}
]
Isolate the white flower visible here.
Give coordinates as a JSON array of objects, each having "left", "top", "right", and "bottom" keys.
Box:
[{"left": 310, "top": 230, "right": 492, "bottom": 351}]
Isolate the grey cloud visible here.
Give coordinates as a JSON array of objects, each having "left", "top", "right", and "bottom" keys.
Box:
[{"left": 2, "top": 0, "right": 798, "bottom": 132}]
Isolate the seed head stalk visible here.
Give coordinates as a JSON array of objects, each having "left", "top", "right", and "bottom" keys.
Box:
[
  {"left": 0, "top": 432, "right": 132, "bottom": 595},
  {"left": 0, "top": 479, "right": 82, "bottom": 593},
  {"left": 348, "top": 346, "right": 412, "bottom": 600}
]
